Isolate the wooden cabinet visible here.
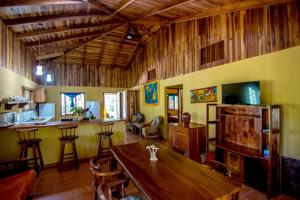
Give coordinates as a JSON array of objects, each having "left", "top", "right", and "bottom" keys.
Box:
[
  {"left": 34, "top": 88, "right": 46, "bottom": 103},
  {"left": 168, "top": 123, "right": 206, "bottom": 162},
  {"left": 206, "top": 104, "right": 281, "bottom": 197}
]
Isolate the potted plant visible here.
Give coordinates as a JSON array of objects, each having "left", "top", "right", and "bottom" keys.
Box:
[{"left": 71, "top": 106, "right": 89, "bottom": 121}]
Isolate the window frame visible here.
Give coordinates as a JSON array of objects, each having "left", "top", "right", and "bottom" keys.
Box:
[
  {"left": 102, "top": 92, "right": 120, "bottom": 119},
  {"left": 60, "top": 92, "right": 85, "bottom": 116}
]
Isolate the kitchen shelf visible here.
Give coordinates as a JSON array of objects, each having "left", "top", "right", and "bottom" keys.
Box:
[{"left": 0, "top": 101, "right": 33, "bottom": 110}]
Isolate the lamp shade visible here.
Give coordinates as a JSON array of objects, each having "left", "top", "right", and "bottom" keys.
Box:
[{"left": 36, "top": 65, "right": 43, "bottom": 76}]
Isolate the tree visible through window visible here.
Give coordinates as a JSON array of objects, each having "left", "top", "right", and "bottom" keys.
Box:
[
  {"left": 61, "top": 93, "right": 85, "bottom": 116},
  {"left": 104, "top": 93, "right": 118, "bottom": 119}
]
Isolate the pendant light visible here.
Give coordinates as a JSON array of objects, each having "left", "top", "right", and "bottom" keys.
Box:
[
  {"left": 125, "top": 24, "right": 141, "bottom": 40},
  {"left": 46, "top": 74, "right": 52, "bottom": 82},
  {"left": 36, "top": 23, "right": 43, "bottom": 76}
]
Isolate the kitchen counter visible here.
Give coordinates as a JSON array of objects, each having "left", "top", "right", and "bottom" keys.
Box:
[
  {"left": 0, "top": 118, "right": 125, "bottom": 130},
  {"left": 0, "top": 118, "right": 126, "bottom": 165}
]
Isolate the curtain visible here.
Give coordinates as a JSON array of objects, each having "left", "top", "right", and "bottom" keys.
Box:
[{"left": 126, "top": 91, "right": 140, "bottom": 121}]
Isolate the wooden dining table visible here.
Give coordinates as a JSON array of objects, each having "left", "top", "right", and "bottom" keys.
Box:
[{"left": 110, "top": 141, "right": 242, "bottom": 200}]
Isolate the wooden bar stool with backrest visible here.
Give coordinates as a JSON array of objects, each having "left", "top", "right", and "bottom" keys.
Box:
[
  {"left": 97, "top": 122, "right": 114, "bottom": 160},
  {"left": 16, "top": 128, "right": 44, "bottom": 173},
  {"left": 58, "top": 125, "right": 79, "bottom": 171}
]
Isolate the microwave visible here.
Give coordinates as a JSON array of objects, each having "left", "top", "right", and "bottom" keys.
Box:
[{"left": 0, "top": 112, "right": 16, "bottom": 127}]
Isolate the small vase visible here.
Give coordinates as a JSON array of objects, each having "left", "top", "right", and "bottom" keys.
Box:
[{"left": 182, "top": 112, "right": 191, "bottom": 127}]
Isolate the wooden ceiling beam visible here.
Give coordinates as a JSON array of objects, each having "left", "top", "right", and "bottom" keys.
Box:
[
  {"left": 112, "top": 0, "right": 136, "bottom": 15},
  {"left": 65, "top": 23, "right": 127, "bottom": 54},
  {"left": 24, "top": 30, "right": 110, "bottom": 47},
  {"left": 0, "top": 0, "right": 86, "bottom": 8},
  {"left": 87, "top": 0, "right": 129, "bottom": 22},
  {"left": 167, "top": 0, "right": 293, "bottom": 23},
  {"left": 4, "top": 11, "right": 107, "bottom": 27},
  {"left": 135, "top": 0, "right": 192, "bottom": 19},
  {"left": 112, "top": 27, "right": 128, "bottom": 67},
  {"left": 35, "top": 52, "right": 63, "bottom": 60},
  {"left": 16, "top": 20, "right": 122, "bottom": 39},
  {"left": 31, "top": 39, "right": 96, "bottom": 53}
]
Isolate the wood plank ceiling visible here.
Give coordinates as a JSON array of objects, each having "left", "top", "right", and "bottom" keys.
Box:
[{"left": 0, "top": 0, "right": 291, "bottom": 68}]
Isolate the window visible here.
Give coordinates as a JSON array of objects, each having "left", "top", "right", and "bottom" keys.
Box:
[
  {"left": 103, "top": 92, "right": 125, "bottom": 119},
  {"left": 168, "top": 95, "right": 178, "bottom": 110},
  {"left": 104, "top": 93, "right": 119, "bottom": 119},
  {"left": 61, "top": 93, "right": 85, "bottom": 116}
]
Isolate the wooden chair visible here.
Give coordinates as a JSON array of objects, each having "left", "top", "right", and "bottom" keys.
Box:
[
  {"left": 90, "top": 157, "right": 129, "bottom": 200},
  {"left": 97, "top": 122, "right": 114, "bottom": 160},
  {"left": 0, "top": 158, "right": 37, "bottom": 200},
  {"left": 204, "top": 160, "right": 231, "bottom": 177},
  {"left": 16, "top": 128, "right": 44, "bottom": 173},
  {"left": 142, "top": 116, "right": 163, "bottom": 140},
  {"left": 58, "top": 125, "right": 79, "bottom": 171}
]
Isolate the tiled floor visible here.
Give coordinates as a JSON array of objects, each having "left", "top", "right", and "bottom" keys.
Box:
[{"left": 32, "top": 131, "right": 296, "bottom": 200}]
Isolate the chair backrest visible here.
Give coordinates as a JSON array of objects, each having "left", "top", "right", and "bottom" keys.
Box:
[
  {"left": 150, "top": 116, "right": 162, "bottom": 128},
  {"left": 90, "top": 158, "right": 126, "bottom": 200},
  {"left": 16, "top": 128, "right": 38, "bottom": 141},
  {"left": 58, "top": 125, "right": 78, "bottom": 138},
  {"left": 98, "top": 122, "right": 114, "bottom": 134},
  {"left": 205, "top": 160, "right": 231, "bottom": 177},
  {"left": 132, "top": 112, "right": 144, "bottom": 123}
]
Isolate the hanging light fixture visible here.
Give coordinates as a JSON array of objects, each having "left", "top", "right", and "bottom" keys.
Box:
[
  {"left": 36, "top": 23, "right": 43, "bottom": 76},
  {"left": 125, "top": 24, "right": 141, "bottom": 40},
  {"left": 46, "top": 74, "right": 52, "bottom": 82}
]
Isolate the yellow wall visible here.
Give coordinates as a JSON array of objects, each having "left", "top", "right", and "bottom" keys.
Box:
[
  {"left": 0, "top": 84, "right": 129, "bottom": 165},
  {"left": 0, "top": 67, "right": 38, "bottom": 112},
  {"left": 138, "top": 46, "right": 300, "bottom": 160},
  {"left": 42, "top": 86, "right": 126, "bottom": 120},
  {"left": 0, "top": 121, "right": 126, "bottom": 165}
]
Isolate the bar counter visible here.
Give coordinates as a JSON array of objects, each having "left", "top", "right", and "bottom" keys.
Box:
[
  {"left": 0, "top": 119, "right": 126, "bottom": 166},
  {"left": 1, "top": 118, "right": 125, "bottom": 130}
]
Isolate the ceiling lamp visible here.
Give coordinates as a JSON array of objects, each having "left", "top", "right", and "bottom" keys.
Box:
[
  {"left": 46, "top": 74, "right": 52, "bottom": 82},
  {"left": 36, "top": 23, "right": 43, "bottom": 76},
  {"left": 125, "top": 24, "right": 141, "bottom": 40}
]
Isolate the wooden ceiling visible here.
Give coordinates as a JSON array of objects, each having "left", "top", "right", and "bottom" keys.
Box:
[{"left": 0, "top": 0, "right": 290, "bottom": 68}]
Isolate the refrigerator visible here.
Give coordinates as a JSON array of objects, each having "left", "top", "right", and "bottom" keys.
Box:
[
  {"left": 38, "top": 103, "right": 56, "bottom": 121},
  {"left": 86, "top": 101, "right": 100, "bottom": 119}
]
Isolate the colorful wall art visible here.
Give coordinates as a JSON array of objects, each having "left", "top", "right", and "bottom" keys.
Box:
[
  {"left": 144, "top": 81, "right": 159, "bottom": 105},
  {"left": 190, "top": 86, "right": 217, "bottom": 103}
]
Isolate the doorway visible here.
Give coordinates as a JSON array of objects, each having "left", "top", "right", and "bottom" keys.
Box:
[{"left": 165, "top": 85, "right": 183, "bottom": 125}]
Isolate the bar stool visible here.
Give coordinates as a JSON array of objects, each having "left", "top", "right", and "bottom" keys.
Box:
[
  {"left": 16, "top": 128, "right": 44, "bottom": 173},
  {"left": 58, "top": 125, "right": 79, "bottom": 171},
  {"left": 97, "top": 122, "right": 114, "bottom": 160}
]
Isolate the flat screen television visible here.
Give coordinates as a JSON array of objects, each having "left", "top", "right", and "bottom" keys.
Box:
[{"left": 222, "top": 81, "right": 260, "bottom": 105}]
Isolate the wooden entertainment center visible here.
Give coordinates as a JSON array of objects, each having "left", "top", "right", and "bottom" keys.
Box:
[{"left": 206, "top": 104, "right": 281, "bottom": 197}]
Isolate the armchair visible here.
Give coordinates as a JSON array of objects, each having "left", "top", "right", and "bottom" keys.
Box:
[
  {"left": 142, "top": 116, "right": 163, "bottom": 140},
  {"left": 126, "top": 112, "right": 144, "bottom": 134}
]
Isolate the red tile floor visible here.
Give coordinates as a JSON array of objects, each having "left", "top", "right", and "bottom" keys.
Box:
[{"left": 32, "top": 131, "right": 296, "bottom": 200}]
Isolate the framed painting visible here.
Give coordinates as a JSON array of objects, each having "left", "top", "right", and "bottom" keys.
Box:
[
  {"left": 190, "top": 86, "right": 217, "bottom": 103},
  {"left": 144, "top": 81, "right": 160, "bottom": 105}
]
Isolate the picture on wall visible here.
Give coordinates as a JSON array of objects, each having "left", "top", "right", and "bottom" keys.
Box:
[
  {"left": 144, "top": 81, "right": 159, "bottom": 105},
  {"left": 190, "top": 86, "right": 217, "bottom": 103}
]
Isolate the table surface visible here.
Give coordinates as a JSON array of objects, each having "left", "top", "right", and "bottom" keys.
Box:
[{"left": 111, "top": 142, "right": 242, "bottom": 200}]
